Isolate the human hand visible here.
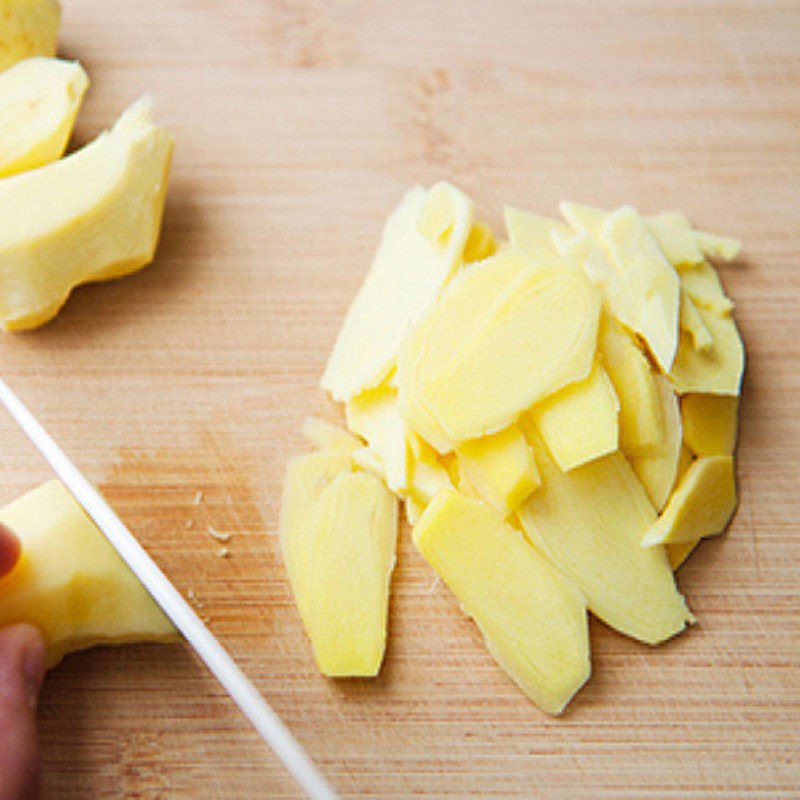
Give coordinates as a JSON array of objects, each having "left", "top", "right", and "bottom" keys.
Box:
[{"left": 0, "top": 523, "right": 45, "bottom": 800}]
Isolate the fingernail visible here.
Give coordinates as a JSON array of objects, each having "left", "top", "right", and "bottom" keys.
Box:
[{"left": 22, "top": 637, "right": 46, "bottom": 710}]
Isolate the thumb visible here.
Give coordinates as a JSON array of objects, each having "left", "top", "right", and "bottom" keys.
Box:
[{"left": 0, "top": 624, "right": 45, "bottom": 800}]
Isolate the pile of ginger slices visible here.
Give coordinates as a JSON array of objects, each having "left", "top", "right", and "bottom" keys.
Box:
[{"left": 281, "top": 182, "right": 743, "bottom": 715}]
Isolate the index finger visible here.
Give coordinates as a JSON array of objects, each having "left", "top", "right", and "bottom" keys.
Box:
[{"left": 0, "top": 522, "right": 21, "bottom": 579}]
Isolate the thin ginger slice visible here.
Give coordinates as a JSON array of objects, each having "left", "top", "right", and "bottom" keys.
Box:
[
  {"left": 680, "top": 291, "right": 714, "bottom": 352},
  {"left": 462, "top": 220, "right": 497, "bottom": 263},
  {"left": 680, "top": 260, "right": 734, "bottom": 314},
  {"left": 414, "top": 490, "right": 590, "bottom": 715},
  {"left": 301, "top": 416, "right": 360, "bottom": 453},
  {"left": 645, "top": 212, "right": 705, "bottom": 269},
  {"left": 682, "top": 394, "right": 739, "bottom": 456},
  {"left": 631, "top": 375, "right": 683, "bottom": 511},
  {"left": 669, "top": 303, "right": 744, "bottom": 396},
  {"left": 599, "top": 315, "right": 663, "bottom": 456},
  {"left": 455, "top": 424, "right": 540, "bottom": 514},
  {"left": 599, "top": 207, "right": 681, "bottom": 373},
  {"left": 642, "top": 455, "right": 736, "bottom": 547},
  {"left": 528, "top": 364, "right": 620, "bottom": 472},
  {"left": 279, "top": 448, "right": 353, "bottom": 629},
  {"left": 306, "top": 472, "right": 397, "bottom": 677},
  {"left": 346, "top": 382, "right": 409, "bottom": 493},
  {"left": 504, "top": 206, "right": 570, "bottom": 264},
  {"left": 399, "top": 254, "right": 600, "bottom": 444},
  {"left": 518, "top": 426, "right": 693, "bottom": 645},
  {"left": 321, "top": 183, "right": 473, "bottom": 402}
]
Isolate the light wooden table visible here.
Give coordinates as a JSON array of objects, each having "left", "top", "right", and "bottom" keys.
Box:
[{"left": 1, "top": 1, "right": 798, "bottom": 797}]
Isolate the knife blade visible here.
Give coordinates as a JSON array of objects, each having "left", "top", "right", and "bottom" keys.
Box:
[{"left": 0, "top": 376, "right": 337, "bottom": 800}]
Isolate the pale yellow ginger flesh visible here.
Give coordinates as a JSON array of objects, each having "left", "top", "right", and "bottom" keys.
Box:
[
  {"left": 398, "top": 253, "right": 600, "bottom": 444},
  {"left": 286, "top": 183, "right": 746, "bottom": 710},
  {"left": 680, "top": 291, "right": 714, "bottom": 352},
  {"left": 681, "top": 260, "right": 734, "bottom": 314},
  {"left": 398, "top": 249, "right": 529, "bottom": 452},
  {"left": 528, "top": 364, "right": 619, "bottom": 472},
  {"left": 631, "top": 375, "right": 683, "bottom": 511},
  {"left": 695, "top": 231, "right": 742, "bottom": 263},
  {"left": 0, "top": 480, "right": 176, "bottom": 668},
  {"left": 414, "top": 490, "right": 590, "bottom": 715},
  {"left": 0, "top": 57, "right": 87, "bottom": 177},
  {"left": 665, "top": 447, "right": 699, "bottom": 569},
  {"left": 645, "top": 212, "right": 705, "bottom": 269},
  {"left": 599, "top": 315, "right": 663, "bottom": 456},
  {"left": 301, "top": 416, "right": 360, "bottom": 453},
  {"left": 642, "top": 455, "right": 736, "bottom": 547},
  {"left": 279, "top": 448, "right": 354, "bottom": 629},
  {"left": 667, "top": 539, "right": 699, "bottom": 571},
  {"left": 455, "top": 424, "right": 540, "bottom": 515},
  {"left": 462, "top": 220, "right": 497, "bottom": 263},
  {"left": 682, "top": 394, "right": 739, "bottom": 456},
  {"left": 346, "top": 381, "right": 409, "bottom": 493},
  {"left": 518, "top": 427, "right": 693, "bottom": 645},
  {"left": 504, "top": 206, "right": 569, "bottom": 264},
  {"left": 598, "top": 206, "right": 681, "bottom": 373},
  {"left": 305, "top": 472, "right": 397, "bottom": 677},
  {"left": 0, "top": 0, "right": 60, "bottom": 72},
  {"left": 321, "top": 182, "right": 473, "bottom": 402},
  {"left": 669, "top": 303, "right": 744, "bottom": 396},
  {"left": 0, "top": 97, "right": 173, "bottom": 330}
]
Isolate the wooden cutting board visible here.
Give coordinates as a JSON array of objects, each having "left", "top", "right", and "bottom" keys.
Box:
[{"left": 1, "top": 1, "right": 797, "bottom": 797}]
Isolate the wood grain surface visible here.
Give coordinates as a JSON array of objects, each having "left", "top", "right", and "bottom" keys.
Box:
[{"left": 1, "top": 1, "right": 798, "bottom": 797}]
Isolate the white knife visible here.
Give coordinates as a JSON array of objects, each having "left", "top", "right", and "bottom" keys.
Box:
[{"left": 0, "top": 376, "right": 337, "bottom": 800}]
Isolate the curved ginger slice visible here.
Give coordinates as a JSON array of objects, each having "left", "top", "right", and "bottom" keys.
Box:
[
  {"left": 0, "top": 0, "right": 60, "bottom": 72},
  {"left": 518, "top": 427, "right": 693, "bottom": 645},
  {"left": 321, "top": 182, "right": 473, "bottom": 402},
  {"left": 0, "top": 96, "right": 173, "bottom": 330},
  {"left": 0, "top": 57, "right": 87, "bottom": 177},
  {"left": 399, "top": 253, "right": 600, "bottom": 444},
  {"left": 631, "top": 374, "right": 683, "bottom": 511},
  {"left": 414, "top": 490, "right": 590, "bottom": 716},
  {"left": 642, "top": 455, "right": 736, "bottom": 547}
]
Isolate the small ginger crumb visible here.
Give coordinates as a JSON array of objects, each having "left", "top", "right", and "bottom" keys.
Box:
[
  {"left": 217, "top": 547, "right": 230, "bottom": 559},
  {"left": 185, "top": 519, "right": 194, "bottom": 530},
  {"left": 193, "top": 490, "right": 204, "bottom": 506},
  {"left": 207, "top": 525, "right": 231, "bottom": 543}
]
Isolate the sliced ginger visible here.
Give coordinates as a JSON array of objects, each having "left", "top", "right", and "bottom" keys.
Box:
[
  {"left": 642, "top": 455, "right": 736, "bottom": 547},
  {"left": 631, "top": 375, "right": 683, "bottom": 511},
  {"left": 0, "top": 480, "right": 175, "bottom": 668},
  {"left": 346, "top": 382, "right": 409, "bottom": 493},
  {"left": 306, "top": 472, "right": 397, "bottom": 676},
  {"left": 285, "top": 184, "right": 745, "bottom": 712},
  {"left": 682, "top": 394, "right": 739, "bottom": 456},
  {"left": 414, "top": 490, "right": 590, "bottom": 715},
  {"left": 518, "top": 426, "right": 693, "bottom": 645},
  {"left": 399, "top": 253, "right": 600, "bottom": 444},
  {"left": 0, "top": 57, "right": 87, "bottom": 177},
  {"left": 321, "top": 183, "right": 473, "bottom": 402},
  {"left": 301, "top": 416, "right": 360, "bottom": 453},
  {"left": 455, "top": 424, "right": 539, "bottom": 515},
  {"left": 528, "top": 364, "right": 619, "bottom": 471}
]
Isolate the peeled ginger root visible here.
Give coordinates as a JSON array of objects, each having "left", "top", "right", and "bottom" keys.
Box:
[
  {"left": 0, "top": 480, "right": 176, "bottom": 668},
  {"left": 280, "top": 182, "right": 745, "bottom": 715}
]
